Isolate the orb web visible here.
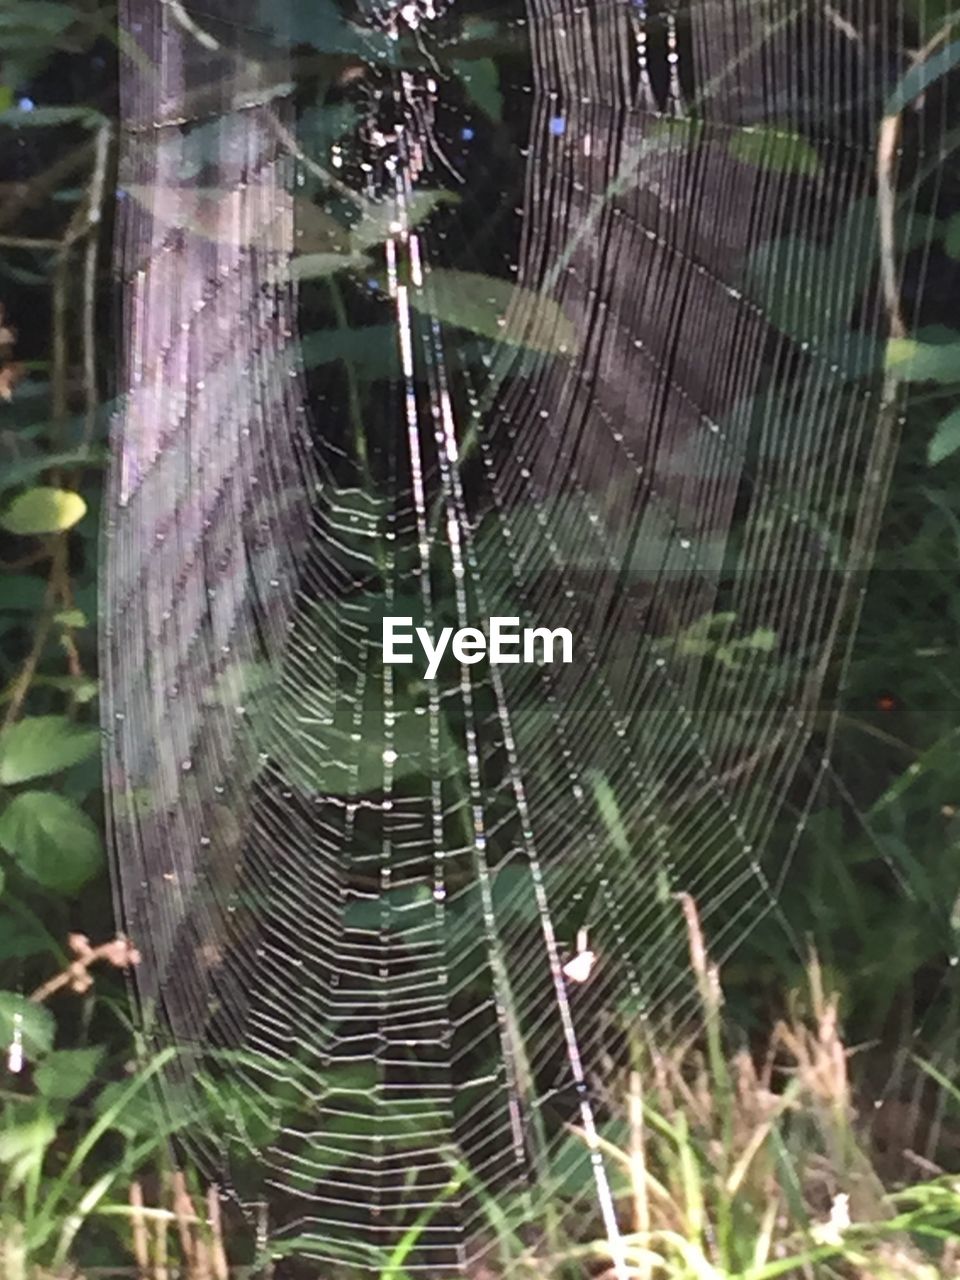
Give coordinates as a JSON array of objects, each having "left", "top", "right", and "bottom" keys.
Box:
[{"left": 104, "top": 0, "right": 939, "bottom": 1270}]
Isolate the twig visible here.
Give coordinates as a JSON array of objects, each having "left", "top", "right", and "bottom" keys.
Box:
[
  {"left": 878, "top": 15, "right": 958, "bottom": 343},
  {"left": 0, "top": 140, "right": 96, "bottom": 234},
  {"left": 207, "top": 1187, "right": 230, "bottom": 1280},
  {"left": 0, "top": 549, "right": 49, "bottom": 572},
  {"left": 154, "top": 1200, "right": 169, "bottom": 1280},
  {"left": 28, "top": 933, "right": 141, "bottom": 1004},
  {"left": 50, "top": 516, "right": 85, "bottom": 684},
  {"left": 628, "top": 1070, "right": 651, "bottom": 1280},
  {"left": 1, "top": 537, "right": 60, "bottom": 728},
  {"left": 130, "top": 1181, "right": 150, "bottom": 1274},
  {"left": 327, "top": 278, "right": 370, "bottom": 480},
  {"left": 82, "top": 122, "right": 112, "bottom": 447},
  {"left": 172, "top": 1171, "right": 197, "bottom": 1271},
  {"left": 0, "top": 235, "right": 63, "bottom": 250},
  {"left": 51, "top": 211, "right": 85, "bottom": 427},
  {"left": 877, "top": 114, "right": 905, "bottom": 340}
]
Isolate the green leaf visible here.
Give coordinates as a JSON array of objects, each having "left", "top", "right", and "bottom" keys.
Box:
[
  {"left": 744, "top": 200, "right": 937, "bottom": 349},
  {"left": 590, "top": 773, "right": 631, "bottom": 858},
  {"left": 412, "top": 269, "right": 578, "bottom": 354},
  {"left": 0, "top": 991, "right": 55, "bottom": 1057},
  {"left": 886, "top": 337, "right": 960, "bottom": 383},
  {"left": 0, "top": 912, "right": 55, "bottom": 961},
  {"left": 0, "top": 105, "right": 104, "bottom": 129},
  {"left": 0, "top": 574, "right": 47, "bottom": 613},
  {"left": 0, "top": 2, "right": 79, "bottom": 35},
  {"left": 128, "top": 188, "right": 339, "bottom": 253},
  {"left": 256, "top": 0, "right": 389, "bottom": 60},
  {"left": 61, "top": 753, "right": 103, "bottom": 803},
  {"left": 0, "top": 448, "right": 104, "bottom": 492},
  {"left": 0, "top": 486, "right": 86, "bottom": 535},
  {"left": 33, "top": 674, "right": 99, "bottom": 704},
  {"left": 728, "top": 127, "right": 820, "bottom": 176},
  {"left": 301, "top": 325, "right": 400, "bottom": 380},
  {"left": 928, "top": 407, "right": 960, "bottom": 464},
  {"left": 0, "top": 1108, "right": 58, "bottom": 1191},
  {"left": 291, "top": 251, "right": 367, "bottom": 281},
  {"left": 295, "top": 197, "right": 354, "bottom": 254},
  {"left": 0, "top": 791, "right": 104, "bottom": 892},
  {"left": 53, "top": 608, "right": 87, "bottom": 628},
  {"left": 743, "top": 627, "right": 777, "bottom": 652},
  {"left": 945, "top": 214, "right": 960, "bottom": 260},
  {"left": 0, "top": 716, "right": 100, "bottom": 785},
  {"left": 351, "top": 190, "right": 458, "bottom": 252},
  {"left": 452, "top": 57, "right": 503, "bottom": 122},
  {"left": 299, "top": 102, "right": 359, "bottom": 157},
  {"left": 887, "top": 39, "right": 960, "bottom": 114},
  {"left": 93, "top": 1077, "right": 174, "bottom": 1141},
  {"left": 35, "top": 1046, "right": 104, "bottom": 1101}
]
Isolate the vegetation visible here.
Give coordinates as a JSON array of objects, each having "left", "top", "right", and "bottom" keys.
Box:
[{"left": 0, "top": 0, "right": 959, "bottom": 1275}]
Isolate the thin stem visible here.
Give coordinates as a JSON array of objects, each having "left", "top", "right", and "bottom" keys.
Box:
[
  {"left": 0, "top": 236, "right": 63, "bottom": 250},
  {"left": 82, "top": 122, "right": 112, "bottom": 447},
  {"left": 1, "top": 537, "right": 61, "bottom": 729},
  {"left": 0, "top": 141, "right": 95, "bottom": 235},
  {"left": 327, "top": 278, "right": 370, "bottom": 480}
]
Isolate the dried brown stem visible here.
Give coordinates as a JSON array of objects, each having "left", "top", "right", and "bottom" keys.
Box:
[
  {"left": 172, "top": 1171, "right": 197, "bottom": 1269},
  {"left": 130, "top": 1181, "right": 150, "bottom": 1273},
  {"left": 207, "top": 1188, "right": 229, "bottom": 1280},
  {"left": 28, "top": 933, "right": 141, "bottom": 1004},
  {"left": 81, "top": 123, "right": 111, "bottom": 447}
]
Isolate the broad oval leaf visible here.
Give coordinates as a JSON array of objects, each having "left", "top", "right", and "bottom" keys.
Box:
[
  {"left": 0, "top": 486, "right": 86, "bottom": 535},
  {"left": 886, "top": 337, "right": 960, "bottom": 383},
  {"left": 728, "top": 128, "right": 820, "bottom": 177},
  {"left": 0, "top": 0, "right": 79, "bottom": 34},
  {"left": 0, "top": 1108, "right": 58, "bottom": 1187},
  {"left": 35, "top": 1046, "right": 105, "bottom": 1101},
  {"left": 0, "top": 716, "right": 100, "bottom": 786},
  {"left": 412, "top": 269, "right": 578, "bottom": 354},
  {"left": 53, "top": 608, "right": 87, "bottom": 629},
  {"left": 452, "top": 57, "right": 503, "bottom": 122},
  {"left": 0, "top": 791, "right": 104, "bottom": 893},
  {"left": 301, "top": 325, "right": 400, "bottom": 380},
  {"left": 0, "top": 991, "right": 55, "bottom": 1058},
  {"left": 929, "top": 407, "right": 960, "bottom": 465},
  {"left": 0, "top": 575, "right": 47, "bottom": 613}
]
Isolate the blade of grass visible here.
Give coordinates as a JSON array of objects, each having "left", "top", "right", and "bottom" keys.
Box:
[
  {"left": 33, "top": 1045, "right": 177, "bottom": 1238},
  {"left": 379, "top": 1171, "right": 463, "bottom": 1278}
]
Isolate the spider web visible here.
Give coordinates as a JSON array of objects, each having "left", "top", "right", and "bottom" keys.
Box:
[{"left": 104, "top": 0, "right": 932, "bottom": 1270}]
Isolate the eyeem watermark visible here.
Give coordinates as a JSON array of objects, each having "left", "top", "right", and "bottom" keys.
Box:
[{"left": 383, "top": 616, "right": 573, "bottom": 679}]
